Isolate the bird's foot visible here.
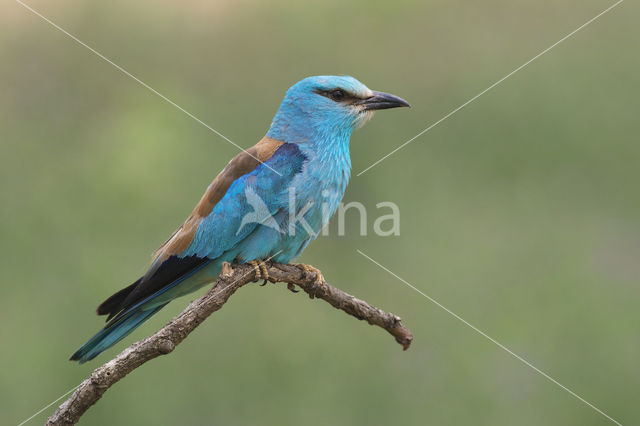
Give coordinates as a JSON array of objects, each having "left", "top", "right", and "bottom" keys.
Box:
[
  {"left": 293, "top": 264, "right": 326, "bottom": 298},
  {"left": 248, "top": 259, "right": 270, "bottom": 285},
  {"left": 221, "top": 261, "right": 234, "bottom": 277}
]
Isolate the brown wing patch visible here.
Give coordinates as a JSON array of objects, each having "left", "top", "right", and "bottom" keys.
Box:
[{"left": 151, "top": 137, "right": 284, "bottom": 264}]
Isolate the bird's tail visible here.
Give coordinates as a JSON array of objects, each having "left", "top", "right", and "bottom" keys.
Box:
[{"left": 69, "top": 303, "right": 168, "bottom": 364}]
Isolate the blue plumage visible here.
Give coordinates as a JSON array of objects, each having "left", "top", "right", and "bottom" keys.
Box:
[
  {"left": 184, "top": 143, "right": 307, "bottom": 261},
  {"left": 70, "top": 76, "right": 409, "bottom": 363}
]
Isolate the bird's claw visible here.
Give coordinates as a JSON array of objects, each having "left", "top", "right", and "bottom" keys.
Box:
[
  {"left": 248, "top": 260, "right": 270, "bottom": 284},
  {"left": 221, "top": 261, "right": 234, "bottom": 277},
  {"left": 294, "top": 264, "right": 326, "bottom": 298},
  {"left": 287, "top": 283, "right": 299, "bottom": 293}
]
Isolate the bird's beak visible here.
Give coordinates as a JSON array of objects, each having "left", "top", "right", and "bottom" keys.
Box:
[{"left": 358, "top": 91, "right": 410, "bottom": 110}]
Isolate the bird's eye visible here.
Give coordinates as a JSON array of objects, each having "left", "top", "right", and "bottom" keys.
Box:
[{"left": 329, "top": 89, "right": 346, "bottom": 101}]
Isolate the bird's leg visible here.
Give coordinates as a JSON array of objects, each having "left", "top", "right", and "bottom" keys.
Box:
[
  {"left": 247, "top": 260, "right": 263, "bottom": 283},
  {"left": 258, "top": 261, "right": 269, "bottom": 286},
  {"left": 248, "top": 259, "right": 270, "bottom": 285},
  {"left": 292, "top": 264, "right": 326, "bottom": 298}
]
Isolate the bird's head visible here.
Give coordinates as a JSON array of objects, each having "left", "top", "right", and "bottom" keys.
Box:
[{"left": 267, "top": 75, "right": 409, "bottom": 144}]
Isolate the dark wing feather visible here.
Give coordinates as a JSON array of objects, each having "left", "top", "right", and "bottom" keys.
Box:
[
  {"left": 98, "top": 256, "right": 210, "bottom": 321},
  {"left": 96, "top": 280, "right": 140, "bottom": 316}
]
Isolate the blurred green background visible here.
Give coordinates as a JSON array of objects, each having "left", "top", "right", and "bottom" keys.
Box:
[{"left": 1, "top": 0, "right": 638, "bottom": 424}]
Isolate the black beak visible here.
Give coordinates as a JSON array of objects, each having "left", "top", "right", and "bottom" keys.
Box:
[{"left": 358, "top": 90, "right": 410, "bottom": 110}]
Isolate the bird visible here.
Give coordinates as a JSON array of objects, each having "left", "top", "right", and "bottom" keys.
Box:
[{"left": 70, "top": 75, "right": 409, "bottom": 363}]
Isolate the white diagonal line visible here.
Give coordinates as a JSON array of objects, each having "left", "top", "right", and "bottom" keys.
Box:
[
  {"left": 16, "top": 251, "right": 282, "bottom": 425},
  {"left": 357, "top": 0, "right": 624, "bottom": 176},
  {"left": 14, "top": 0, "right": 282, "bottom": 176},
  {"left": 356, "top": 249, "right": 622, "bottom": 425},
  {"left": 16, "top": 384, "right": 79, "bottom": 426}
]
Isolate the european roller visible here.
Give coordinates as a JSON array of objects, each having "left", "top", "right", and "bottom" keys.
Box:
[{"left": 70, "top": 75, "right": 409, "bottom": 363}]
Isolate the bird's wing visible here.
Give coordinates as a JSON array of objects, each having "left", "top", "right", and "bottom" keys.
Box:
[
  {"left": 98, "top": 139, "right": 307, "bottom": 321},
  {"left": 179, "top": 142, "right": 306, "bottom": 259},
  {"left": 152, "top": 136, "right": 286, "bottom": 265}
]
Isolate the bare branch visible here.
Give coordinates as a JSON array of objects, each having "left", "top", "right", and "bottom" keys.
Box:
[{"left": 46, "top": 262, "right": 413, "bottom": 425}]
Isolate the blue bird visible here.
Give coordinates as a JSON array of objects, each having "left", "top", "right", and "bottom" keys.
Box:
[{"left": 70, "top": 75, "right": 409, "bottom": 363}]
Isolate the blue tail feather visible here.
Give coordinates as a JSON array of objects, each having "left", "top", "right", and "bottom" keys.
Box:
[{"left": 70, "top": 304, "right": 168, "bottom": 364}]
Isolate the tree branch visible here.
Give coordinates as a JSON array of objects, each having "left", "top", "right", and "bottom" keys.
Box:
[{"left": 46, "top": 262, "right": 413, "bottom": 425}]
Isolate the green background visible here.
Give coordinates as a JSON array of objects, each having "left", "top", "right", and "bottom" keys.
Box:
[{"left": 1, "top": 0, "right": 638, "bottom": 424}]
